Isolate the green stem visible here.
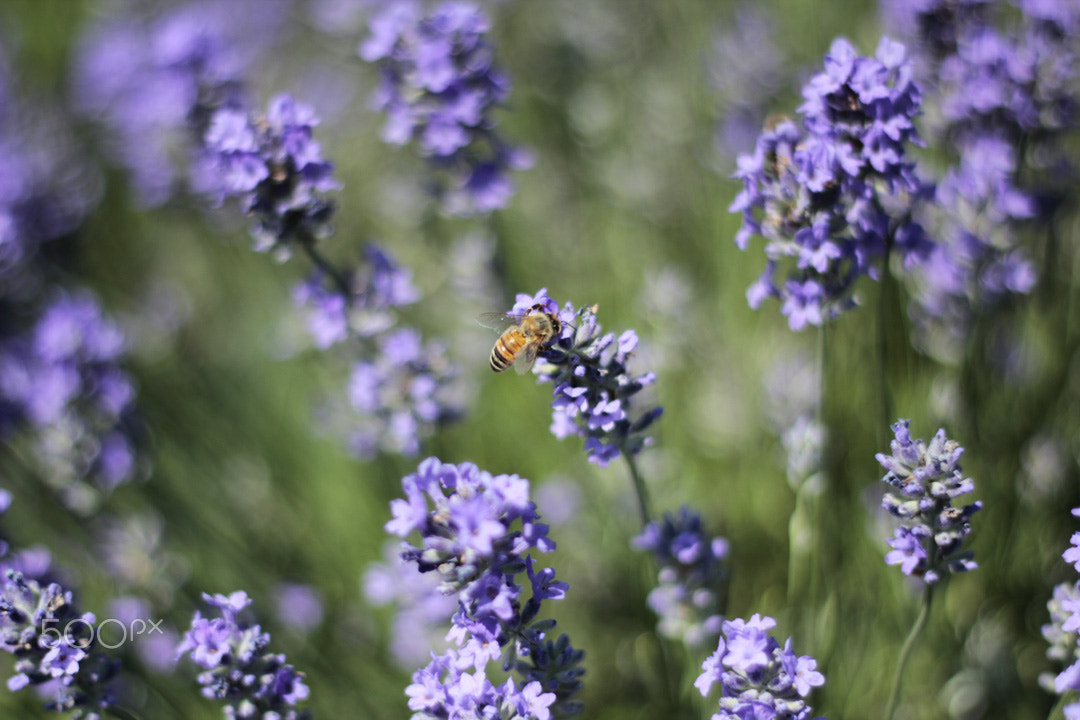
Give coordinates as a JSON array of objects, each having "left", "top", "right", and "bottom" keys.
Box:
[
  {"left": 107, "top": 706, "right": 144, "bottom": 720},
  {"left": 789, "top": 325, "right": 827, "bottom": 612},
  {"left": 1047, "top": 692, "right": 1069, "bottom": 720},
  {"left": 786, "top": 485, "right": 808, "bottom": 608},
  {"left": 816, "top": 321, "right": 827, "bottom": 420},
  {"left": 885, "top": 582, "right": 934, "bottom": 720},
  {"left": 298, "top": 232, "right": 353, "bottom": 301},
  {"left": 1067, "top": 223, "right": 1080, "bottom": 350},
  {"left": 622, "top": 451, "right": 651, "bottom": 527},
  {"left": 878, "top": 253, "right": 894, "bottom": 432}
]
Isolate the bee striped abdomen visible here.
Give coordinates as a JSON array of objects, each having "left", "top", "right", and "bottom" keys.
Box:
[{"left": 490, "top": 329, "right": 525, "bottom": 372}]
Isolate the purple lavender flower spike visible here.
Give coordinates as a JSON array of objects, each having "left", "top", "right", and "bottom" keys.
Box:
[
  {"left": 632, "top": 507, "right": 729, "bottom": 648},
  {"left": 0, "top": 291, "right": 143, "bottom": 511},
  {"left": 405, "top": 649, "right": 557, "bottom": 720},
  {"left": 506, "top": 289, "right": 661, "bottom": 467},
  {"left": 388, "top": 458, "right": 585, "bottom": 717},
  {"left": 293, "top": 244, "right": 422, "bottom": 348},
  {"left": 697, "top": 614, "right": 826, "bottom": 719},
  {"left": 340, "top": 327, "right": 458, "bottom": 458},
  {"left": 875, "top": 419, "right": 980, "bottom": 583},
  {"left": 885, "top": 0, "right": 1080, "bottom": 357},
  {"left": 0, "top": 72, "right": 100, "bottom": 281},
  {"left": 1042, "top": 504, "right": 1080, "bottom": 717},
  {"left": 360, "top": 0, "right": 532, "bottom": 215},
  {"left": 71, "top": 0, "right": 291, "bottom": 206},
  {"left": 731, "top": 37, "right": 932, "bottom": 330},
  {"left": 195, "top": 93, "right": 339, "bottom": 258},
  {"left": 177, "top": 590, "right": 311, "bottom": 720},
  {"left": 386, "top": 458, "right": 554, "bottom": 595},
  {"left": 290, "top": 242, "right": 459, "bottom": 459},
  {"left": 0, "top": 569, "right": 120, "bottom": 718}
]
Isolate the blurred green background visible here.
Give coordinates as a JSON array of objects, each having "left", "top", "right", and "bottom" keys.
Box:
[{"left": 1, "top": 0, "right": 1078, "bottom": 718}]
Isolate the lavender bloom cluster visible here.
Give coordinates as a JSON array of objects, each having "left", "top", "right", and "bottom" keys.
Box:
[
  {"left": 193, "top": 93, "right": 461, "bottom": 459},
  {"left": 0, "top": 292, "right": 141, "bottom": 511},
  {"left": 875, "top": 419, "right": 980, "bottom": 584},
  {"left": 632, "top": 507, "right": 729, "bottom": 649},
  {"left": 78, "top": 3, "right": 463, "bottom": 461},
  {"left": 0, "top": 87, "right": 100, "bottom": 283},
  {"left": 0, "top": 42, "right": 143, "bottom": 513},
  {"left": 294, "top": 244, "right": 422, "bottom": 348},
  {"left": 730, "top": 36, "right": 932, "bottom": 330},
  {"left": 176, "top": 591, "right": 311, "bottom": 720},
  {"left": 360, "top": 0, "right": 532, "bottom": 215},
  {"left": 386, "top": 458, "right": 585, "bottom": 718},
  {"left": 72, "top": 0, "right": 291, "bottom": 206},
  {"left": 906, "top": 139, "right": 1037, "bottom": 358},
  {"left": 0, "top": 570, "right": 119, "bottom": 720},
  {"left": 195, "top": 94, "right": 339, "bottom": 258},
  {"left": 878, "top": 0, "right": 993, "bottom": 71},
  {"left": 0, "top": 490, "right": 9, "bottom": 559},
  {"left": 295, "top": 245, "right": 460, "bottom": 458},
  {"left": 886, "top": 0, "right": 1080, "bottom": 356},
  {"left": 933, "top": 1, "right": 1078, "bottom": 143},
  {"left": 695, "top": 614, "right": 826, "bottom": 720},
  {"left": 346, "top": 327, "right": 458, "bottom": 457},
  {"left": 514, "top": 289, "right": 661, "bottom": 467},
  {"left": 1042, "top": 506, "right": 1080, "bottom": 717}
]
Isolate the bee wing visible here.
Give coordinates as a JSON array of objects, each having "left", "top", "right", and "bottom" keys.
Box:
[
  {"left": 514, "top": 341, "right": 540, "bottom": 374},
  {"left": 477, "top": 311, "right": 517, "bottom": 333}
]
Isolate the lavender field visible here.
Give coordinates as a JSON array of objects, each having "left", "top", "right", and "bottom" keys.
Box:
[{"left": 1, "top": 1, "right": 1078, "bottom": 719}]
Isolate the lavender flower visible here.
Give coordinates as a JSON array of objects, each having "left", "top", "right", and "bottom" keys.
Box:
[
  {"left": 632, "top": 507, "right": 729, "bottom": 648},
  {"left": 889, "top": 2, "right": 1080, "bottom": 358},
  {"left": 83, "top": 5, "right": 463, "bottom": 462},
  {"left": 730, "top": 36, "right": 932, "bottom": 330},
  {"left": 0, "top": 570, "right": 119, "bottom": 719},
  {"left": 405, "top": 649, "right": 558, "bottom": 720},
  {"left": 1042, "top": 506, "right": 1080, "bottom": 718},
  {"left": 0, "top": 291, "right": 142, "bottom": 512},
  {"left": 878, "top": 0, "right": 993, "bottom": 72},
  {"left": 386, "top": 457, "right": 554, "bottom": 601},
  {"left": 0, "top": 87, "right": 100, "bottom": 282},
  {"left": 195, "top": 94, "right": 339, "bottom": 258},
  {"left": 387, "top": 458, "right": 585, "bottom": 716},
  {"left": 293, "top": 245, "right": 460, "bottom": 459},
  {"left": 188, "top": 99, "right": 461, "bottom": 463},
  {"left": 293, "top": 244, "right": 421, "bottom": 348},
  {"left": 0, "top": 489, "right": 10, "bottom": 558},
  {"left": 875, "top": 419, "right": 980, "bottom": 583},
  {"left": 176, "top": 590, "right": 311, "bottom": 720},
  {"left": 71, "top": 0, "right": 291, "bottom": 205},
  {"left": 360, "top": 0, "right": 532, "bottom": 215},
  {"left": 935, "top": 18, "right": 1078, "bottom": 141},
  {"left": 341, "top": 327, "right": 458, "bottom": 457},
  {"left": 695, "top": 614, "right": 826, "bottom": 720},
  {"left": 509, "top": 289, "right": 661, "bottom": 467}
]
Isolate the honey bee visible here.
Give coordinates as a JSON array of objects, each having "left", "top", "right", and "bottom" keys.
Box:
[{"left": 479, "top": 305, "right": 563, "bottom": 374}]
